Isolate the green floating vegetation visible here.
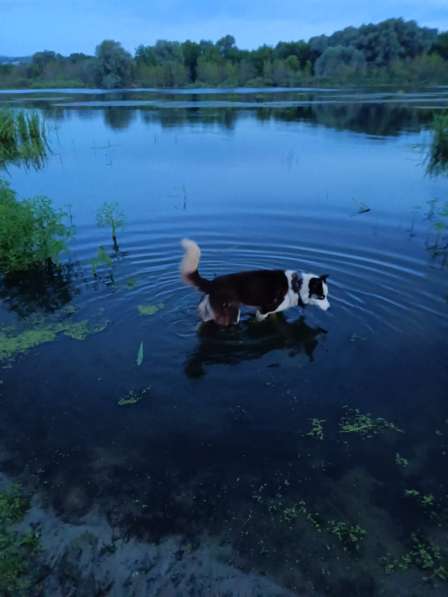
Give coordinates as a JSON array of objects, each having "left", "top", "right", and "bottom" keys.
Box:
[
  {"left": 0, "top": 484, "right": 40, "bottom": 596},
  {"left": 137, "top": 303, "right": 165, "bottom": 316},
  {"left": 272, "top": 498, "right": 322, "bottom": 531},
  {"left": 384, "top": 533, "right": 448, "bottom": 581},
  {"left": 126, "top": 277, "right": 137, "bottom": 289},
  {"left": 0, "top": 319, "right": 109, "bottom": 362},
  {"left": 118, "top": 386, "right": 151, "bottom": 407},
  {"left": 305, "top": 418, "right": 326, "bottom": 440},
  {"left": 395, "top": 453, "right": 409, "bottom": 468},
  {"left": 405, "top": 488, "right": 435, "bottom": 509},
  {"left": 339, "top": 407, "right": 403, "bottom": 438},
  {"left": 270, "top": 497, "right": 366, "bottom": 550},
  {"left": 327, "top": 520, "right": 367, "bottom": 551},
  {"left": 136, "top": 340, "right": 144, "bottom": 366},
  {"left": 0, "top": 179, "right": 73, "bottom": 274}
]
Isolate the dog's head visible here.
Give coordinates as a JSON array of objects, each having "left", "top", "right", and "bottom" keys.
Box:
[{"left": 300, "top": 274, "right": 330, "bottom": 311}]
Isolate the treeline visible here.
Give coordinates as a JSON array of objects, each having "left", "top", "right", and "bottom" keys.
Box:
[{"left": 1, "top": 18, "right": 448, "bottom": 89}]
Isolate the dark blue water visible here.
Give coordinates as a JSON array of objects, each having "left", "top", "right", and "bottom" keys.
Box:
[{"left": 1, "top": 88, "right": 448, "bottom": 595}]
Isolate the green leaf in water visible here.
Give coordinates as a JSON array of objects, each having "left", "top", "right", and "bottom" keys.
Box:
[{"left": 137, "top": 341, "right": 144, "bottom": 366}]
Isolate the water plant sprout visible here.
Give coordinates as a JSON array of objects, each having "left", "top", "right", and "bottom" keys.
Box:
[{"left": 96, "top": 201, "right": 126, "bottom": 251}]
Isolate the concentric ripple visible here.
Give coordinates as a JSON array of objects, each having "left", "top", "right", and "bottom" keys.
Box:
[{"left": 68, "top": 211, "right": 448, "bottom": 348}]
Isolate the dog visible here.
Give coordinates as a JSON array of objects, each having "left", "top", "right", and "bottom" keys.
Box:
[{"left": 180, "top": 239, "right": 330, "bottom": 327}]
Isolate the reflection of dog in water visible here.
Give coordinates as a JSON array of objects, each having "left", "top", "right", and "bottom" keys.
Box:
[
  {"left": 185, "top": 315, "right": 327, "bottom": 378},
  {"left": 180, "top": 239, "right": 330, "bottom": 327}
]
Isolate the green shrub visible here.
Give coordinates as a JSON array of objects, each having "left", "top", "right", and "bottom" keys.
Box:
[{"left": 0, "top": 180, "right": 73, "bottom": 274}]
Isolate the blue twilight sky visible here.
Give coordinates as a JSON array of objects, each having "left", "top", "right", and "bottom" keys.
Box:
[{"left": 1, "top": 0, "right": 447, "bottom": 56}]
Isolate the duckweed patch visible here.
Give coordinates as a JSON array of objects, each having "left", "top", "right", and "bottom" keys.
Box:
[
  {"left": 0, "top": 319, "right": 109, "bottom": 362},
  {"left": 306, "top": 418, "right": 326, "bottom": 440},
  {"left": 118, "top": 386, "right": 151, "bottom": 407},
  {"left": 339, "top": 407, "right": 403, "bottom": 438},
  {"left": 138, "top": 303, "right": 165, "bottom": 316},
  {"left": 0, "top": 484, "right": 40, "bottom": 596},
  {"left": 384, "top": 533, "right": 448, "bottom": 581},
  {"left": 395, "top": 452, "right": 409, "bottom": 468},
  {"left": 327, "top": 520, "right": 367, "bottom": 551}
]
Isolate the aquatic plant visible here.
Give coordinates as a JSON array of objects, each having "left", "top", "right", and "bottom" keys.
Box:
[
  {"left": 90, "top": 246, "right": 113, "bottom": 276},
  {"left": 117, "top": 386, "right": 151, "bottom": 406},
  {"left": 305, "top": 418, "right": 326, "bottom": 440},
  {"left": 0, "top": 484, "right": 40, "bottom": 595},
  {"left": 136, "top": 340, "right": 144, "bottom": 366},
  {"left": 427, "top": 112, "right": 448, "bottom": 176},
  {"left": 339, "top": 407, "right": 403, "bottom": 438},
  {"left": 137, "top": 303, "right": 165, "bottom": 316},
  {"left": 276, "top": 499, "right": 322, "bottom": 531},
  {"left": 0, "top": 180, "right": 73, "bottom": 274},
  {"left": 327, "top": 520, "right": 367, "bottom": 551},
  {"left": 96, "top": 201, "right": 126, "bottom": 251},
  {"left": 0, "top": 318, "right": 109, "bottom": 362},
  {"left": 0, "top": 109, "right": 47, "bottom": 169},
  {"left": 384, "top": 533, "right": 448, "bottom": 581},
  {"left": 395, "top": 453, "right": 409, "bottom": 468}
]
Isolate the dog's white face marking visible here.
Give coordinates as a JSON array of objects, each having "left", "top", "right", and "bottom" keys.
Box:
[{"left": 300, "top": 274, "right": 330, "bottom": 311}]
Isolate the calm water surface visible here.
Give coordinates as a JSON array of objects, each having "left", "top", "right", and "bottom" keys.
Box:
[{"left": 0, "top": 88, "right": 448, "bottom": 596}]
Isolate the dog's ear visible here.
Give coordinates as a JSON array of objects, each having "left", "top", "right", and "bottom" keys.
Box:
[{"left": 320, "top": 274, "right": 329, "bottom": 282}]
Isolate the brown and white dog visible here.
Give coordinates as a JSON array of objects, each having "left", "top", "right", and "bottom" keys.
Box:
[{"left": 180, "top": 239, "right": 330, "bottom": 327}]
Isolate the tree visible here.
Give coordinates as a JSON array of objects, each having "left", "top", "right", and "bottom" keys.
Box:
[
  {"left": 216, "top": 35, "right": 236, "bottom": 60},
  {"left": 431, "top": 32, "right": 448, "bottom": 60},
  {"left": 182, "top": 40, "right": 201, "bottom": 82},
  {"left": 94, "top": 40, "right": 135, "bottom": 88},
  {"left": 315, "top": 46, "right": 366, "bottom": 79}
]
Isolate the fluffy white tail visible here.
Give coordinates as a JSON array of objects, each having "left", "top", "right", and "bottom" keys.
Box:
[{"left": 180, "top": 239, "right": 201, "bottom": 278}]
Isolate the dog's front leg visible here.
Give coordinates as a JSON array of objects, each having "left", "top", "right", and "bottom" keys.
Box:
[{"left": 256, "top": 310, "right": 269, "bottom": 322}]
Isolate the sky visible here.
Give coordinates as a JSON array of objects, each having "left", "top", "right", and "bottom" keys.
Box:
[{"left": 0, "top": 0, "right": 447, "bottom": 57}]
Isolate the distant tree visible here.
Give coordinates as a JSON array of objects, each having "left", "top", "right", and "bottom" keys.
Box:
[
  {"left": 95, "top": 40, "right": 135, "bottom": 88},
  {"left": 216, "top": 35, "right": 237, "bottom": 60},
  {"left": 182, "top": 40, "right": 201, "bottom": 82},
  {"left": 315, "top": 46, "right": 366, "bottom": 78},
  {"left": 431, "top": 32, "right": 448, "bottom": 60}
]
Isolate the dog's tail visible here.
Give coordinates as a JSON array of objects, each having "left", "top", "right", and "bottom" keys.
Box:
[{"left": 180, "top": 239, "right": 212, "bottom": 292}]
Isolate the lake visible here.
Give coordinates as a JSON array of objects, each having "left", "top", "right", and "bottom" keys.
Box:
[{"left": 0, "top": 87, "right": 448, "bottom": 596}]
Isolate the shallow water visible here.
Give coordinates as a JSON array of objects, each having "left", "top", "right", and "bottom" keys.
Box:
[{"left": 1, "top": 88, "right": 448, "bottom": 595}]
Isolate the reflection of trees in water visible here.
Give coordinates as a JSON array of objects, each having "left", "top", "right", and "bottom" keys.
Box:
[
  {"left": 37, "top": 95, "right": 438, "bottom": 136},
  {"left": 185, "top": 315, "right": 327, "bottom": 378},
  {"left": 103, "top": 108, "right": 137, "bottom": 130},
  {"left": 257, "top": 103, "right": 432, "bottom": 136},
  {"left": 141, "top": 107, "right": 238, "bottom": 130},
  {"left": 0, "top": 262, "right": 79, "bottom": 318}
]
